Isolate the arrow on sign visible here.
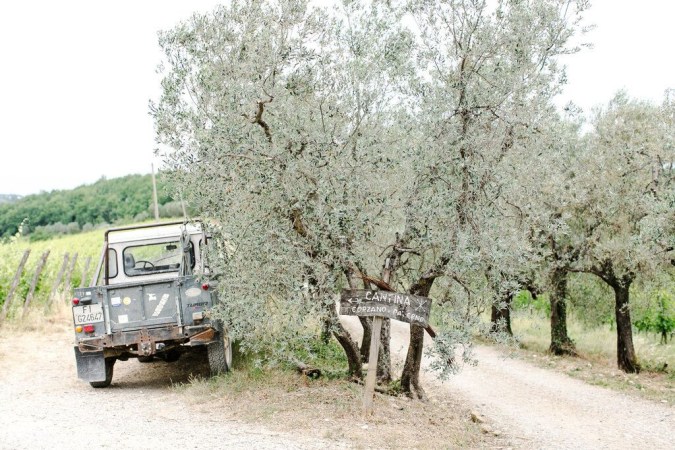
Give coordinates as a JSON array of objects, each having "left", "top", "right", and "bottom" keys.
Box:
[{"left": 414, "top": 298, "right": 426, "bottom": 312}]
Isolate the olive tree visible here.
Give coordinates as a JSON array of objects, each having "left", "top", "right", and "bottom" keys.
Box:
[
  {"left": 153, "top": 0, "right": 590, "bottom": 397},
  {"left": 390, "top": 0, "right": 590, "bottom": 396},
  {"left": 502, "top": 107, "right": 587, "bottom": 355},
  {"left": 567, "top": 93, "right": 675, "bottom": 372},
  {"left": 152, "top": 0, "right": 415, "bottom": 377}
]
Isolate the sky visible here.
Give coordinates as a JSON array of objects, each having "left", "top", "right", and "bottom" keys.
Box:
[{"left": 0, "top": 0, "right": 673, "bottom": 196}]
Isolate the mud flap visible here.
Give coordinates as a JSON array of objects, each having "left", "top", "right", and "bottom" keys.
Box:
[{"left": 74, "top": 347, "right": 107, "bottom": 382}]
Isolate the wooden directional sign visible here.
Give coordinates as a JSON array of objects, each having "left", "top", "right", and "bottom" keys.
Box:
[{"left": 340, "top": 289, "right": 432, "bottom": 328}]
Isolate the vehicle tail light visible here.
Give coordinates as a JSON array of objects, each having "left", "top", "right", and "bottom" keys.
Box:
[
  {"left": 75, "top": 326, "right": 83, "bottom": 333},
  {"left": 201, "top": 283, "right": 209, "bottom": 291},
  {"left": 83, "top": 324, "right": 95, "bottom": 333},
  {"left": 72, "top": 298, "right": 80, "bottom": 305}
]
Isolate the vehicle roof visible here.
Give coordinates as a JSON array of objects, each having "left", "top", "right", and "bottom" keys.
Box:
[{"left": 107, "top": 222, "right": 203, "bottom": 245}]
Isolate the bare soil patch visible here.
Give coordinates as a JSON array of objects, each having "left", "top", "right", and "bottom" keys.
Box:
[
  {"left": 175, "top": 369, "right": 499, "bottom": 449},
  {"left": 426, "top": 341, "right": 674, "bottom": 449},
  {"left": 0, "top": 320, "right": 333, "bottom": 449}
]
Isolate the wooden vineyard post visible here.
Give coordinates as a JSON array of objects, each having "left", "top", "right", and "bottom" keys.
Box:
[
  {"left": 49, "top": 253, "right": 69, "bottom": 304},
  {"left": 22, "top": 250, "right": 51, "bottom": 315},
  {"left": 0, "top": 249, "right": 31, "bottom": 322},
  {"left": 63, "top": 252, "right": 78, "bottom": 297},
  {"left": 79, "top": 256, "right": 92, "bottom": 288}
]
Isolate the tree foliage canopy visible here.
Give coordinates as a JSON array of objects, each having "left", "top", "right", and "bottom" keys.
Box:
[{"left": 153, "top": 0, "right": 672, "bottom": 379}]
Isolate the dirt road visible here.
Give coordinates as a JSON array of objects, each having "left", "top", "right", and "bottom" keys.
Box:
[
  {"left": 1, "top": 319, "right": 673, "bottom": 449},
  {"left": 378, "top": 318, "right": 674, "bottom": 449},
  {"left": 0, "top": 326, "right": 338, "bottom": 449},
  {"left": 425, "top": 344, "right": 673, "bottom": 449}
]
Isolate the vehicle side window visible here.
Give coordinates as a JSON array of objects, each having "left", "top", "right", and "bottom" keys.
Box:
[
  {"left": 188, "top": 242, "right": 196, "bottom": 270},
  {"left": 107, "top": 248, "right": 118, "bottom": 279},
  {"left": 180, "top": 241, "right": 196, "bottom": 276}
]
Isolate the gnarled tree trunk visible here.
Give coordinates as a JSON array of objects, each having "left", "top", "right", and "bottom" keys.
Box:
[
  {"left": 400, "top": 279, "right": 434, "bottom": 399},
  {"left": 401, "top": 324, "right": 426, "bottom": 399},
  {"left": 377, "top": 318, "right": 392, "bottom": 383},
  {"left": 372, "top": 238, "right": 405, "bottom": 385},
  {"left": 612, "top": 280, "right": 639, "bottom": 373},
  {"left": 490, "top": 292, "right": 513, "bottom": 336},
  {"left": 359, "top": 317, "right": 372, "bottom": 362},
  {"left": 324, "top": 302, "right": 363, "bottom": 380},
  {"left": 591, "top": 263, "right": 639, "bottom": 374},
  {"left": 549, "top": 267, "right": 576, "bottom": 355}
]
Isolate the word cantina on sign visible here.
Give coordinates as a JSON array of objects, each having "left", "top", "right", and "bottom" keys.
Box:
[{"left": 339, "top": 289, "right": 432, "bottom": 327}]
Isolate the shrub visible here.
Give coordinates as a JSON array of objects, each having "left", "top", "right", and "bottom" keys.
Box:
[
  {"left": 634, "top": 291, "right": 675, "bottom": 344},
  {"left": 513, "top": 290, "right": 550, "bottom": 315}
]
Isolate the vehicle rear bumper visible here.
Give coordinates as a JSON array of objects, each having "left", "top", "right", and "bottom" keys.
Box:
[{"left": 76, "top": 324, "right": 216, "bottom": 356}]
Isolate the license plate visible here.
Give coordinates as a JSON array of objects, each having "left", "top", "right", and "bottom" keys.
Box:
[{"left": 73, "top": 304, "right": 104, "bottom": 325}]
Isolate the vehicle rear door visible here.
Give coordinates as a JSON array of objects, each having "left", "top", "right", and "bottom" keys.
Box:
[{"left": 105, "top": 280, "right": 181, "bottom": 331}]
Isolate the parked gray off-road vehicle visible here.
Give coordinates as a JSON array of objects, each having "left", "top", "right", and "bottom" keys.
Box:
[{"left": 71, "top": 221, "right": 231, "bottom": 388}]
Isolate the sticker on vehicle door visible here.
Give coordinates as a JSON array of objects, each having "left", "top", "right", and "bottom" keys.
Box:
[
  {"left": 152, "top": 294, "right": 170, "bottom": 317},
  {"left": 185, "top": 287, "right": 201, "bottom": 298}
]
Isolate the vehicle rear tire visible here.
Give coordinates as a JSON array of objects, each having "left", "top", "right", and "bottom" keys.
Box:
[
  {"left": 90, "top": 358, "right": 115, "bottom": 388},
  {"left": 137, "top": 355, "right": 154, "bottom": 363},
  {"left": 207, "top": 332, "right": 232, "bottom": 376}
]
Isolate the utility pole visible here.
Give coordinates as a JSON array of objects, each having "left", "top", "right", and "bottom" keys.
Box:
[{"left": 151, "top": 163, "right": 160, "bottom": 220}]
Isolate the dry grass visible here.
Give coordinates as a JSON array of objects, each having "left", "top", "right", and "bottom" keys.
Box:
[
  {"left": 0, "top": 294, "right": 72, "bottom": 335},
  {"left": 510, "top": 312, "right": 675, "bottom": 405},
  {"left": 173, "top": 367, "right": 504, "bottom": 449}
]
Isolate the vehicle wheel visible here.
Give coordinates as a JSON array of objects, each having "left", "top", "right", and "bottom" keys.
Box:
[
  {"left": 90, "top": 358, "right": 115, "bottom": 388},
  {"left": 207, "top": 332, "right": 232, "bottom": 376},
  {"left": 137, "top": 355, "right": 154, "bottom": 363}
]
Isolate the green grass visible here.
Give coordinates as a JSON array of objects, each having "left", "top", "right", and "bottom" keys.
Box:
[
  {"left": 510, "top": 311, "right": 675, "bottom": 403},
  {"left": 512, "top": 311, "right": 674, "bottom": 370}
]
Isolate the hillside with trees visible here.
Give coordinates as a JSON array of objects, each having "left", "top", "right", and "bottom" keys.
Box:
[
  {"left": 0, "top": 174, "right": 182, "bottom": 240},
  {"left": 0, "top": 194, "right": 22, "bottom": 205}
]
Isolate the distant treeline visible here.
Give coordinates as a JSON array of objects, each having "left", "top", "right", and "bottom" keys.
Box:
[
  {"left": 0, "top": 174, "right": 183, "bottom": 240},
  {"left": 0, "top": 194, "right": 22, "bottom": 204}
]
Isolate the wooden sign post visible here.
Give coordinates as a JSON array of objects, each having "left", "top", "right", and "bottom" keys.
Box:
[
  {"left": 340, "top": 289, "right": 432, "bottom": 415},
  {"left": 364, "top": 316, "right": 382, "bottom": 415}
]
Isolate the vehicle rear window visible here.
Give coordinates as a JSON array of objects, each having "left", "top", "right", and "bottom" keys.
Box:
[
  {"left": 107, "top": 248, "right": 118, "bottom": 279},
  {"left": 122, "top": 241, "right": 186, "bottom": 277}
]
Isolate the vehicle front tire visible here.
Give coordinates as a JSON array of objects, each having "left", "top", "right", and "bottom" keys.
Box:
[
  {"left": 207, "top": 332, "right": 232, "bottom": 376},
  {"left": 90, "top": 358, "right": 115, "bottom": 388}
]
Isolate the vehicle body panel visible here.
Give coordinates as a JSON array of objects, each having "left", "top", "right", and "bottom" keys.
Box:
[{"left": 71, "top": 221, "right": 222, "bottom": 385}]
